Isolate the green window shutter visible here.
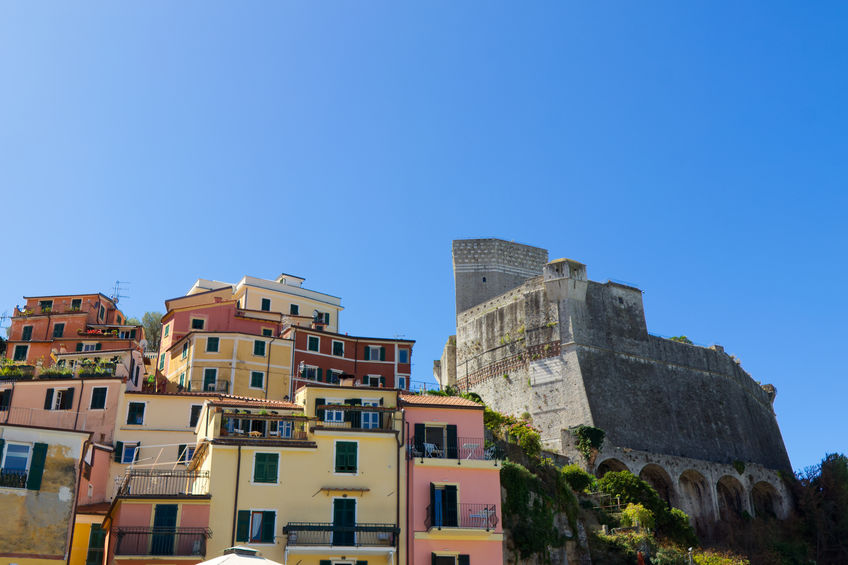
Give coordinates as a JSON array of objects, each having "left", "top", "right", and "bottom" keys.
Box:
[
  {"left": 320, "top": 561, "right": 332, "bottom": 565},
  {"left": 0, "top": 439, "right": 5, "bottom": 463},
  {"left": 27, "top": 442, "right": 48, "bottom": 490},
  {"left": 458, "top": 556, "right": 470, "bottom": 565},
  {"left": 446, "top": 425, "right": 458, "bottom": 458},
  {"left": 63, "top": 388, "right": 75, "bottom": 410},
  {"left": 254, "top": 454, "right": 265, "bottom": 482},
  {"left": 379, "top": 376, "right": 386, "bottom": 388},
  {"left": 130, "top": 329, "right": 136, "bottom": 339},
  {"left": 363, "top": 347, "right": 370, "bottom": 361},
  {"left": 268, "top": 454, "right": 278, "bottom": 481},
  {"left": 261, "top": 511, "right": 275, "bottom": 542},
  {"left": 317, "top": 368, "right": 323, "bottom": 382},
  {"left": 95, "top": 343, "right": 102, "bottom": 351},
  {"left": 76, "top": 342, "right": 83, "bottom": 352},
  {"left": 414, "top": 423, "right": 425, "bottom": 454},
  {"left": 114, "top": 441, "right": 124, "bottom": 462},
  {"left": 315, "top": 398, "right": 325, "bottom": 420},
  {"left": 236, "top": 510, "right": 250, "bottom": 542},
  {"left": 44, "top": 388, "right": 54, "bottom": 410},
  {"left": 380, "top": 346, "right": 386, "bottom": 361}
]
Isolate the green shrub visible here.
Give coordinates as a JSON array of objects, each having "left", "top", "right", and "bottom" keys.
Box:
[
  {"left": 561, "top": 464, "right": 596, "bottom": 492},
  {"left": 621, "top": 503, "right": 655, "bottom": 530},
  {"left": 572, "top": 425, "right": 605, "bottom": 461}
]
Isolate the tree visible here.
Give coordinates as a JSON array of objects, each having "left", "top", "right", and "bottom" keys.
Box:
[{"left": 128, "top": 312, "right": 163, "bottom": 351}]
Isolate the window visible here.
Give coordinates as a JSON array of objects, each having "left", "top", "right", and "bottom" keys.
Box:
[
  {"left": 189, "top": 405, "right": 202, "bottom": 427},
  {"left": 206, "top": 337, "right": 219, "bottom": 353},
  {"left": 364, "top": 345, "right": 385, "bottom": 361},
  {"left": 398, "top": 376, "right": 407, "bottom": 390},
  {"left": 181, "top": 343, "right": 189, "bottom": 359},
  {"left": 253, "top": 340, "right": 266, "bottom": 357},
  {"left": 433, "top": 555, "right": 470, "bottom": 565},
  {"left": 40, "top": 300, "right": 53, "bottom": 312},
  {"left": 327, "top": 369, "right": 342, "bottom": 384},
  {"left": 414, "top": 423, "right": 458, "bottom": 459},
  {"left": 332, "top": 340, "right": 344, "bottom": 357},
  {"left": 116, "top": 442, "right": 140, "bottom": 464},
  {"left": 362, "top": 400, "right": 380, "bottom": 430},
  {"left": 52, "top": 323, "right": 65, "bottom": 338},
  {"left": 163, "top": 324, "right": 170, "bottom": 337},
  {"left": 321, "top": 312, "right": 331, "bottom": 325},
  {"left": 236, "top": 510, "right": 276, "bottom": 544},
  {"left": 335, "top": 441, "right": 358, "bottom": 474},
  {"left": 399, "top": 349, "right": 409, "bottom": 364},
  {"left": 116, "top": 315, "right": 122, "bottom": 325},
  {"left": 307, "top": 336, "right": 320, "bottom": 352},
  {"left": 277, "top": 420, "right": 293, "bottom": 438},
  {"left": 179, "top": 372, "right": 186, "bottom": 389},
  {"left": 177, "top": 444, "right": 196, "bottom": 464},
  {"left": 203, "top": 368, "right": 217, "bottom": 391},
  {"left": 158, "top": 354, "right": 165, "bottom": 370},
  {"left": 13, "top": 345, "right": 28, "bottom": 362},
  {"left": 90, "top": 387, "right": 108, "bottom": 410},
  {"left": 2, "top": 443, "right": 31, "bottom": 474},
  {"left": 253, "top": 453, "right": 279, "bottom": 483},
  {"left": 363, "top": 375, "right": 385, "bottom": 388},
  {"left": 250, "top": 371, "right": 265, "bottom": 389},
  {"left": 21, "top": 326, "right": 32, "bottom": 341},
  {"left": 44, "top": 388, "right": 74, "bottom": 411},
  {"left": 0, "top": 389, "right": 11, "bottom": 411},
  {"left": 430, "top": 484, "right": 459, "bottom": 527},
  {"left": 99, "top": 305, "right": 105, "bottom": 320},
  {"left": 260, "top": 298, "right": 271, "bottom": 312},
  {"left": 71, "top": 298, "right": 82, "bottom": 311},
  {"left": 127, "top": 402, "right": 145, "bottom": 425},
  {"left": 80, "top": 342, "right": 100, "bottom": 352},
  {"left": 191, "top": 318, "right": 205, "bottom": 330},
  {"left": 262, "top": 328, "right": 273, "bottom": 337},
  {"left": 85, "top": 524, "right": 106, "bottom": 565},
  {"left": 324, "top": 400, "right": 344, "bottom": 424},
  {"left": 289, "top": 304, "right": 299, "bottom": 315},
  {"left": 303, "top": 366, "right": 318, "bottom": 380}
]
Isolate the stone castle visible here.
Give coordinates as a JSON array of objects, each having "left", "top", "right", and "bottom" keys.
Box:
[{"left": 435, "top": 238, "right": 792, "bottom": 533}]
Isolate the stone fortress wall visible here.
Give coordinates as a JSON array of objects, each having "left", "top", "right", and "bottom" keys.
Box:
[{"left": 436, "top": 238, "right": 792, "bottom": 530}]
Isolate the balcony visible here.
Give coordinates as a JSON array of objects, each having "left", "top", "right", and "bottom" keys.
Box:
[
  {"left": 0, "top": 407, "right": 113, "bottom": 443},
  {"left": 187, "top": 380, "right": 229, "bottom": 393},
  {"left": 0, "top": 365, "right": 35, "bottom": 381},
  {"left": 312, "top": 405, "right": 397, "bottom": 433},
  {"left": 114, "top": 527, "right": 211, "bottom": 557},
  {"left": 283, "top": 523, "right": 399, "bottom": 547},
  {"left": 116, "top": 470, "right": 210, "bottom": 498},
  {"left": 219, "top": 411, "right": 311, "bottom": 444},
  {"left": 409, "top": 437, "right": 503, "bottom": 461},
  {"left": 425, "top": 503, "right": 499, "bottom": 531},
  {"left": 0, "top": 469, "right": 27, "bottom": 489}
]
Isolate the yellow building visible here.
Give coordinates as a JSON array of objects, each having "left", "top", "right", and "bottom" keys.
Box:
[{"left": 192, "top": 381, "right": 404, "bottom": 564}]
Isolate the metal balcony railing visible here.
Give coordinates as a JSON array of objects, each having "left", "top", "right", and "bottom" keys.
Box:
[
  {"left": 117, "top": 470, "right": 210, "bottom": 497},
  {"left": 282, "top": 523, "right": 398, "bottom": 547},
  {"left": 312, "top": 405, "right": 396, "bottom": 432},
  {"left": 114, "top": 527, "right": 211, "bottom": 557},
  {"left": 409, "top": 437, "right": 503, "bottom": 461},
  {"left": 425, "top": 503, "right": 499, "bottom": 531},
  {"left": 189, "top": 380, "right": 230, "bottom": 393},
  {"left": 0, "top": 469, "right": 27, "bottom": 488}
]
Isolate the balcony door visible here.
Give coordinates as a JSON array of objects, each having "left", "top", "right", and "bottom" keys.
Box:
[
  {"left": 332, "top": 498, "right": 356, "bottom": 546},
  {"left": 151, "top": 504, "right": 178, "bottom": 555}
]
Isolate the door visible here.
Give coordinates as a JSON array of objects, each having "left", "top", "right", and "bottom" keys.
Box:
[
  {"left": 151, "top": 504, "right": 178, "bottom": 555},
  {"left": 332, "top": 498, "right": 356, "bottom": 546}
]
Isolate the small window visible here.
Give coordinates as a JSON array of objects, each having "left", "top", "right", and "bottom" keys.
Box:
[
  {"left": 189, "top": 405, "right": 202, "bottom": 427},
  {"left": 260, "top": 298, "right": 271, "bottom": 312},
  {"left": 398, "top": 376, "right": 407, "bottom": 390},
  {"left": 307, "top": 336, "right": 320, "bottom": 352},
  {"left": 163, "top": 324, "right": 170, "bottom": 337},
  {"left": 52, "top": 323, "right": 65, "bottom": 338},
  {"left": 324, "top": 400, "right": 344, "bottom": 423},
  {"left": 90, "top": 387, "right": 108, "bottom": 410},
  {"left": 253, "top": 453, "right": 279, "bottom": 483},
  {"left": 253, "top": 340, "right": 266, "bottom": 357},
  {"left": 13, "top": 345, "right": 28, "bottom": 361},
  {"left": 120, "top": 442, "right": 139, "bottom": 464},
  {"left": 179, "top": 372, "right": 186, "bottom": 388},
  {"left": 262, "top": 328, "right": 273, "bottom": 337},
  {"left": 303, "top": 366, "right": 318, "bottom": 380},
  {"left": 322, "top": 312, "right": 330, "bottom": 325},
  {"left": 158, "top": 354, "right": 165, "bottom": 370},
  {"left": 327, "top": 369, "right": 342, "bottom": 384},
  {"left": 177, "top": 444, "right": 196, "bottom": 464},
  {"left": 399, "top": 349, "right": 409, "bottom": 364},
  {"left": 127, "top": 402, "right": 145, "bottom": 425},
  {"left": 289, "top": 304, "right": 299, "bottom": 316},
  {"left": 21, "top": 326, "right": 32, "bottom": 341},
  {"left": 332, "top": 340, "right": 344, "bottom": 357},
  {"left": 71, "top": 298, "right": 82, "bottom": 311},
  {"left": 0, "top": 389, "right": 11, "bottom": 411},
  {"left": 182, "top": 343, "right": 188, "bottom": 359},
  {"left": 203, "top": 368, "right": 217, "bottom": 391},
  {"left": 50, "top": 388, "right": 74, "bottom": 410},
  {"left": 206, "top": 337, "right": 219, "bottom": 353},
  {"left": 2, "top": 442, "right": 30, "bottom": 473},
  {"left": 40, "top": 300, "right": 53, "bottom": 312},
  {"left": 191, "top": 318, "right": 205, "bottom": 330},
  {"left": 335, "top": 441, "right": 358, "bottom": 473},
  {"left": 250, "top": 371, "right": 264, "bottom": 389},
  {"left": 99, "top": 305, "right": 105, "bottom": 320}
]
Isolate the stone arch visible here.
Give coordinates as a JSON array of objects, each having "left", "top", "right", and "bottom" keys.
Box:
[
  {"left": 596, "top": 458, "right": 629, "bottom": 477},
  {"left": 639, "top": 463, "right": 676, "bottom": 506},
  {"left": 716, "top": 475, "right": 746, "bottom": 520},
  {"left": 678, "top": 469, "right": 712, "bottom": 535},
  {"left": 751, "top": 481, "right": 780, "bottom": 519}
]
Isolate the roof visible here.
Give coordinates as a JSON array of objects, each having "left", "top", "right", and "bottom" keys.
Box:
[
  {"left": 399, "top": 394, "right": 484, "bottom": 409},
  {"left": 208, "top": 395, "right": 301, "bottom": 410}
]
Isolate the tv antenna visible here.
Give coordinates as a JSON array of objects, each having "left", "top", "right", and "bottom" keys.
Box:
[
  {"left": 110, "top": 280, "right": 131, "bottom": 304},
  {"left": 0, "top": 310, "right": 10, "bottom": 331}
]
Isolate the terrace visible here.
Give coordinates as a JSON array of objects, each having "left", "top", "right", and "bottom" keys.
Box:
[
  {"left": 116, "top": 469, "right": 210, "bottom": 498},
  {"left": 283, "top": 522, "right": 399, "bottom": 547},
  {"left": 114, "top": 527, "right": 211, "bottom": 557},
  {"left": 216, "top": 408, "right": 311, "bottom": 444},
  {"left": 312, "top": 403, "right": 398, "bottom": 433}
]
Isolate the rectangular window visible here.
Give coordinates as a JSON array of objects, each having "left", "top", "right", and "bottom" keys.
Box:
[
  {"left": 182, "top": 343, "right": 188, "bottom": 359},
  {"left": 163, "top": 324, "right": 170, "bottom": 337},
  {"left": 206, "top": 337, "right": 219, "bottom": 352},
  {"left": 250, "top": 371, "right": 265, "bottom": 389},
  {"left": 189, "top": 405, "right": 202, "bottom": 427},
  {"left": 99, "top": 305, "right": 105, "bottom": 320},
  {"left": 116, "top": 315, "right": 122, "bottom": 325},
  {"left": 260, "top": 298, "right": 271, "bottom": 311},
  {"left": 303, "top": 366, "right": 317, "bottom": 380},
  {"left": 127, "top": 402, "right": 145, "bottom": 425},
  {"left": 325, "top": 400, "right": 344, "bottom": 424},
  {"left": 203, "top": 368, "right": 217, "bottom": 391},
  {"left": 13, "top": 345, "right": 28, "bottom": 361},
  {"left": 399, "top": 349, "right": 409, "bottom": 364},
  {"left": 121, "top": 442, "right": 139, "bottom": 464},
  {"left": 332, "top": 340, "right": 344, "bottom": 357},
  {"left": 45, "top": 388, "right": 75, "bottom": 411},
  {"left": 398, "top": 376, "right": 407, "bottom": 390},
  {"left": 253, "top": 453, "right": 279, "bottom": 483},
  {"left": 158, "top": 354, "right": 165, "bottom": 370},
  {"left": 364, "top": 345, "right": 385, "bottom": 361},
  {"left": 236, "top": 510, "right": 276, "bottom": 544},
  {"left": 179, "top": 372, "right": 186, "bottom": 388},
  {"left": 289, "top": 304, "right": 299, "bottom": 315},
  {"left": 177, "top": 444, "right": 196, "bottom": 464},
  {"left": 71, "top": 298, "right": 82, "bottom": 311},
  {"left": 21, "top": 326, "right": 32, "bottom": 341},
  {"left": 307, "top": 336, "right": 320, "bottom": 352},
  {"left": 253, "top": 340, "right": 266, "bottom": 357},
  {"left": 0, "top": 389, "right": 11, "bottom": 411},
  {"left": 431, "top": 484, "right": 459, "bottom": 528},
  {"left": 191, "top": 318, "right": 205, "bottom": 330},
  {"left": 2, "top": 443, "right": 30, "bottom": 473},
  {"left": 327, "top": 369, "right": 342, "bottom": 384},
  {"left": 278, "top": 420, "right": 293, "bottom": 438},
  {"left": 322, "top": 312, "right": 330, "bottom": 325},
  {"left": 362, "top": 400, "right": 380, "bottom": 430},
  {"left": 262, "top": 328, "right": 273, "bottom": 337},
  {"left": 90, "top": 387, "right": 108, "bottom": 410},
  {"left": 53, "top": 323, "right": 65, "bottom": 338},
  {"left": 40, "top": 300, "right": 53, "bottom": 312},
  {"left": 335, "top": 441, "right": 358, "bottom": 473}
]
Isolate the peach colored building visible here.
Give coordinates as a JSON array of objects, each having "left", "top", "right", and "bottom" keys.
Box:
[{"left": 401, "top": 395, "right": 504, "bottom": 565}]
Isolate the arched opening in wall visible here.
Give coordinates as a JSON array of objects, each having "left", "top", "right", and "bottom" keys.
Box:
[
  {"left": 751, "top": 481, "right": 780, "bottom": 519},
  {"left": 639, "top": 464, "right": 675, "bottom": 507},
  {"left": 596, "top": 458, "right": 628, "bottom": 478},
  {"left": 678, "top": 469, "right": 711, "bottom": 537},
  {"left": 716, "top": 475, "right": 746, "bottom": 521}
]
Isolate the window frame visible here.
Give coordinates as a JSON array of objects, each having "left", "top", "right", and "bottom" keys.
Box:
[
  {"left": 163, "top": 324, "right": 170, "bottom": 337},
  {"left": 21, "top": 325, "right": 33, "bottom": 342},
  {"left": 324, "top": 400, "right": 345, "bottom": 424},
  {"left": 332, "top": 340, "right": 345, "bottom": 357},
  {"left": 399, "top": 348, "right": 409, "bottom": 364},
  {"left": 262, "top": 328, "right": 273, "bottom": 337},
  {"left": 1, "top": 441, "right": 32, "bottom": 473},
  {"left": 289, "top": 304, "right": 299, "bottom": 316},
  {"left": 398, "top": 376, "right": 407, "bottom": 390},
  {"left": 120, "top": 442, "right": 140, "bottom": 464},
  {"left": 126, "top": 401, "right": 146, "bottom": 425},
  {"left": 252, "top": 452, "right": 280, "bottom": 484},
  {"left": 253, "top": 340, "right": 266, "bottom": 357},
  {"left": 250, "top": 371, "right": 265, "bottom": 390},
  {"left": 89, "top": 386, "right": 108, "bottom": 410},
  {"left": 52, "top": 323, "right": 65, "bottom": 338},
  {"left": 206, "top": 336, "right": 220, "bottom": 353},
  {"left": 307, "top": 335, "right": 320, "bottom": 352},
  {"left": 189, "top": 404, "right": 202, "bottom": 428},
  {"left": 361, "top": 399, "right": 380, "bottom": 430},
  {"left": 334, "top": 440, "right": 358, "bottom": 475},
  {"left": 13, "top": 344, "right": 28, "bottom": 362},
  {"left": 203, "top": 368, "right": 218, "bottom": 392},
  {"left": 260, "top": 298, "right": 271, "bottom": 312},
  {"left": 190, "top": 317, "right": 205, "bottom": 330}
]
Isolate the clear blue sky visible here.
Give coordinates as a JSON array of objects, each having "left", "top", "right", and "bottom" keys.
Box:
[{"left": 1, "top": 2, "right": 845, "bottom": 472}]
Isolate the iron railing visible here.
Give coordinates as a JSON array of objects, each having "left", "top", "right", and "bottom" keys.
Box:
[
  {"left": 425, "top": 503, "right": 499, "bottom": 531},
  {"left": 409, "top": 437, "right": 502, "bottom": 461},
  {"left": 117, "top": 470, "right": 209, "bottom": 497},
  {"left": 189, "top": 380, "right": 230, "bottom": 393},
  {"left": 0, "top": 469, "right": 27, "bottom": 488},
  {"left": 283, "top": 523, "right": 398, "bottom": 547},
  {"left": 114, "top": 527, "right": 211, "bottom": 556},
  {"left": 312, "top": 405, "right": 396, "bottom": 432}
]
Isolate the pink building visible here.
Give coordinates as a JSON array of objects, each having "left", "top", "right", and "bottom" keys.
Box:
[{"left": 401, "top": 395, "right": 504, "bottom": 565}]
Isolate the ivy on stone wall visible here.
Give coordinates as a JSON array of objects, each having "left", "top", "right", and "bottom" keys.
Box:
[{"left": 573, "top": 425, "right": 606, "bottom": 462}]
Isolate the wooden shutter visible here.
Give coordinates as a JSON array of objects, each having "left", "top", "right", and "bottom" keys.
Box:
[
  {"left": 268, "top": 454, "right": 278, "bottom": 481},
  {"left": 261, "top": 511, "right": 275, "bottom": 543},
  {"left": 414, "top": 423, "right": 425, "bottom": 454},
  {"left": 315, "top": 398, "right": 325, "bottom": 420},
  {"left": 26, "top": 442, "right": 48, "bottom": 490},
  {"left": 431, "top": 555, "right": 437, "bottom": 565},
  {"left": 44, "top": 388, "right": 54, "bottom": 410},
  {"left": 446, "top": 425, "right": 458, "bottom": 459},
  {"left": 76, "top": 343, "right": 83, "bottom": 352},
  {"left": 429, "top": 483, "right": 436, "bottom": 524},
  {"left": 445, "top": 485, "right": 458, "bottom": 527},
  {"left": 320, "top": 561, "right": 332, "bottom": 565},
  {"left": 114, "top": 441, "right": 124, "bottom": 462},
  {"left": 236, "top": 510, "right": 250, "bottom": 542},
  {"left": 317, "top": 368, "right": 323, "bottom": 382},
  {"left": 363, "top": 347, "right": 370, "bottom": 361},
  {"left": 458, "top": 555, "right": 470, "bottom": 565},
  {"left": 63, "top": 388, "right": 75, "bottom": 410},
  {"left": 346, "top": 399, "right": 362, "bottom": 428},
  {"left": 0, "top": 439, "right": 5, "bottom": 463},
  {"left": 95, "top": 343, "right": 102, "bottom": 351},
  {"left": 380, "top": 346, "right": 386, "bottom": 361}
]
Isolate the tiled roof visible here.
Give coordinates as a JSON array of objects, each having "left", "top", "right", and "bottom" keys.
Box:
[
  {"left": 209, "top": 395, "right": 301, "bottom": 410},
  {"left": 399, "top": 395, "right": 483, "bottom": 409},
  {"left": 126, "top": 391, "right": 223, "bottom": 397}
]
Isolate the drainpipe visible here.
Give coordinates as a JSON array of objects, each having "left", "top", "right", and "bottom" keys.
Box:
[
  {"left": 231, "top": 445, "right": 242, "bottom": 546},
  {"left": 73, "top": 379, "right": 86, "bottom": 431},
  {"left": 404, "top": 413, "right": 410, "bottom": 565}
]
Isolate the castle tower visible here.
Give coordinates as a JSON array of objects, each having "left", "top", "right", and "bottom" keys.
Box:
[{"left": 452, "top": 238, "right": 549, "bottom": 315}]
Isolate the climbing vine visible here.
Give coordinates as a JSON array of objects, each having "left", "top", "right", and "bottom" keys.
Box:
[{"left": 572, "top": 425, "right": 605, "bottom": 462}]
